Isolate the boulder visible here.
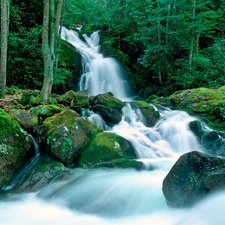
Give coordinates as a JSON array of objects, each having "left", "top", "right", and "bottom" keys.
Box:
[
  {"left": 40, "top": 109, "right": 79, "bottom": 135},
  {"left": 189, "top": 120, "right": 225, "bottom": 155},
  {"left": 43, "top": 117, "right": 102, "bottom": 167},
  {"left": 78, "top": 132, "right": 142, "bottom": 169},
  {"left": 90, "top": 92, "right": 124, "bottom": 112},
  {"left": 91, "top": 104, "right": 122, "bottom": 124},
  {"left": 0, "top": 109, "right": 34, "bottom": 189},
  {"left": 13, "top": 153, "right": 70, "bottom": 192},
  {"left": 152, "top": 86, "right": 225, "bottom": 130},
  {"left": 58, "top": 90, "right": 89, "bottom": 112},
  {"left": 133, "top": 101, "right": 160, "bottom": 127},
  {"left": 162, "top": 151, "right": 225, "bottom": 207}
]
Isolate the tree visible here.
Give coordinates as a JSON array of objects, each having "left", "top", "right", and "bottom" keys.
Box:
[
  {"left": 41, "top": 0, "right": 64, "bottom": 102},
  {"left": 0, "top": 0, "right": 9, "bottom": 98}
]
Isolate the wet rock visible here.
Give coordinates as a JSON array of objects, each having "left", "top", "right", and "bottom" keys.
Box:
[
  {"left": 58, "top": 90, "right": 89, "bottom": 112},
  {"left": 162, "top": 151, "right": 225, "bottom": 207},
  {"left": 133, "top": 101, "right": 160, "bottom": 127},
  {"left": 0, "top": 109, "right": 34, "bottom": 189},
  {"left": 43, "top": 117, "right": 102, "bottom": 167},
  {"left": 91, "top": 104, "right": 122, "bottom": 124},
  {"left": 90, "top": 92, "right": 124, "bottom": 112},
  {"left": 13, "top": 153, "right": 70, "bottom": 192},
  {"left": 189, "top": 120, "right": 225, "bottom": 155},
  {"left": 78, "top": 132, "right": 142, "bottom": 169}
]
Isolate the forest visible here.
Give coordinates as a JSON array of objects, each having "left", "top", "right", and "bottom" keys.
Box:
[{"left": 0, "top": 0, "right": 225, "bottom": 99}]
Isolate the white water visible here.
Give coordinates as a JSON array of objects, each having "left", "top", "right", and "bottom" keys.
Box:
[
  {"left": 0, "top": 105, "right": 212, "bottom": 225},
  {"left": 61, "top": 27, "right": 131, "bottom": 100}
]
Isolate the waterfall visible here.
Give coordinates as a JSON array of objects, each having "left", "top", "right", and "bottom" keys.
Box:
[
  {"left": 61, "top": 27, "right": 131, "bottom": 100},
  {"left": 0, "top": 28, "right": 224, "bottom": 225}
]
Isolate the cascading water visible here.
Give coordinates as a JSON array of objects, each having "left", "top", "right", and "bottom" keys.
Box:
[
  {"left": 0, "top": 29, "right": 224, "bottom": 225},
  {"left": 61, "top": 27, "right": 131, "bottom": 100}
]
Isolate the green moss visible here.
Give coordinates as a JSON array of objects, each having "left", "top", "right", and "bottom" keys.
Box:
[
  {"left": 91, "top": 93, "right": 124, "bottom": 111},
  {"left": 18, "top": 89, "right": 40, "bottom": 105},
  {"left": 167, "top": 86, "right": 225, "bottom": 130},
  {"left": 62, "top": 138, "right": 73, "bottom": 153},
  {"left": 135, "top": 100, "right": 150, "bottom": 108},
  {"left": 40, "top": 110, "right": 78, "bottom": 134},
  {"left": 79, "top": 132, "right": 137, "bottom": 168},
  {"left": 0, "top": 109, "right": 24, "bottom": 137}
]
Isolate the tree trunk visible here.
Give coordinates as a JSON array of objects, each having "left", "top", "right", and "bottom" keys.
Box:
[
  {"left": 41, "top": 0, "right": 64, "bottom": 103},
  {"left": 189, "top": 0, "right": 196, "bottom": 69},
  {"left": 166, "top": 3, "right": 171, "bottom": 46},
  {"left": 0, "top": 0, "right": 9, "bottom": 99},
  {"left": 157, "top": 20, "right": 162, "bottom": 85}
]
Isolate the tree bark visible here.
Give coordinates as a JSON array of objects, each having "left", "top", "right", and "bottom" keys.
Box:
[
  {"left": 157, "top": 20, "right": 162, "bottom": 85},
  {"left": 0, "top": 0, "right": 9, "bottom": 99},
  {"left": 189, "top": 0, "right": 196, "bottom": 69},
  {"left": 41, "top": 0, "right": 64, "bottom": 102}
]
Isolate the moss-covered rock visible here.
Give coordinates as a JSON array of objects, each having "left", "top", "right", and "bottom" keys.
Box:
[
  {"left": 13, "top": 153, "right": 70, "bottom": 192},
  {"left": 133, "top": 101, "right": 160, "bottom": 127},
  {"left": 78, "top": 132, "right": 141, "bottom": 169},
  {"left": 91, "top": 104, "right": 122, "bottom": 125},
  {"left": 90, "top": 92, "right": 124, "bottom": 112},
  {"left": 43, "top": 117, "right": 102, "bottom": 167},
  {"left": 0, "top": 109, "right": 34, "bottom": 189},
  {"left": 9, "top": 109, "right": 38, "bottom": 134},
  {"left": 18, "top": 89, "right": 41, "bottom": 105},
  {"left": 153, "top": 86, "right": 225, "bottom": 130},
  {"left": 40, "top": 109, "right": 79, "bottom": 135},
  {"left": 31, "top": 104, "right": 63, "bottom": 121},
  {"left": 58, "top": 90, "right": 89, "bottom": 112}
]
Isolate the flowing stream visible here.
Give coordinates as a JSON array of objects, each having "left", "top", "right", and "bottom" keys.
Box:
[{"left": 0, "top": 28, "right": 224, "bottom": 225}]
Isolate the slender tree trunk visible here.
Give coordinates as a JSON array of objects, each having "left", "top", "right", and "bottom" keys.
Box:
[
  {"left": 196, "top": 35, "right": 200, "bottom": 54},
  {"left": 189, "top": 0, "right": 196, "bottom": 69},
  {"left": 0, "top": 0, "right": 9, "bottom": 99},
  {"left": 41, "top": 0, "right": 64, "bottom": 102},
  {"left": 157, "top": 20, "right": 162, "bottom": 85},
  {"left": 166, "top": 3, "right": 171, "bottom": 46}
]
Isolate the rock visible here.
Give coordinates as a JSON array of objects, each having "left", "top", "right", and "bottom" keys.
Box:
[
  {"left": 133, "top": 101, "right": 160, "bottom": 127},
  {"left": 43, "top": 117, "right": 102, "bottom": 167},
  {"left": 13, "top": 153, "right": 70, "bottom": 192},
  {"left": 153, "top": 86, "right": 225, "bottom": 130},
  {"left": 9, "top": 109, "right": 39, "bottom": 134},
  {"left": 162, "top": 151, "right": 225, "bottom": 207},
  {"left": 0, "top": 109, "right": 34, "bottom": 189},
  {"left": 91, "top": 104, "right": 122, "bottom": 124},
  {"left": 18, "top": 89, "right": 40, "bottom": 105},
  {"left": 90, "top": 92, "right": 124, "bottom": 112},
  {"left": 40, "top": 109, "right": 78, "bottom": 135},
  {"left": 189, "top": 120, "right": 225, "bottom": 155},
  {"left": 78, "top": 132, "right": 142, "bottom": 169},
  {"left": 58, "top": 90, "right": 89, "bottom": 112}
]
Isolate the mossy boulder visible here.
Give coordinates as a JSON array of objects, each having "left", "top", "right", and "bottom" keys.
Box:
[
  {"left": 133, "top": 101, "right": 160, "bottom": 127},
  {"left": 91, "top": 104, "right": 122, "bottom": 125},
  {"left": 8, "top": 109, "right": 38, "bottom": 134},
  {"left": 18, "top": 89, "right": 41, "bottom": 105},
  {"left": 31, "top": 104, "right": 63, "bottom": 121},
  {"left": 152, "top": 86, "right": 225, "bottom": 130},
  {"left": 78, "top": 132, "right": 141, "bottom": 169},
  {"left": 40, "top": 109, "right": 79, "bottom": 135},
  {"left": 58, "top": 90, "right": 89, "bottom": 112},
  {"left": 0, "top": 109, "right": 34, "bottom": 189},
  {"left": 163, "top": 151, "right": 225, "bottom": 207},
  {"left": 43, "top": 117, "right": 102, "bottom": 167},
  {"left": 90, "top": 92, "right": 124, "bottom": 112},
  {"left": 13, "top": 153, "right": 70, "bottom": 192}
]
